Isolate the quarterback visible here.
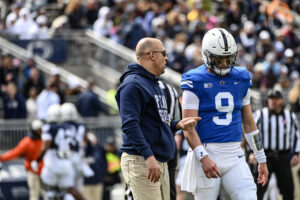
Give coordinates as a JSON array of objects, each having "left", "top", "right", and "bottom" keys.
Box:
[{"left": 181, "top": 28, "right": 268, "bottom": 199}]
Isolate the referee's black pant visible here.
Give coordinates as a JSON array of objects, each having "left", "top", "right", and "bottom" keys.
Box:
[{"left": 256, "top": 151, "right": 294, "bottom": 200}]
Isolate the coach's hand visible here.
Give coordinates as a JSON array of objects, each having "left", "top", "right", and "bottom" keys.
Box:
[
  {"left": 177, "top": 117, "right": 201, "bottom": 131},
  {"left": 257, "top": 163, "right": 268, "bottom": 186},
  {"left": 146, "top": 156, "right": 161, "bottom": 183},
  {"left": 201, "top": 156, "right": 221, "bottom": 179}
]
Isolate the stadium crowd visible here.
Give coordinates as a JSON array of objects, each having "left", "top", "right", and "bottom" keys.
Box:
[
  {"left": 0, "top": 0, "right": 300, "bottom": 200},
  {"left": 1, "top": 0, "right": 300, "bottom": 92}
]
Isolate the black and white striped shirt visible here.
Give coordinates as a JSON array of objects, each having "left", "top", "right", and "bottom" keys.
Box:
[
  {"left": 158, "top": 80, "right": 182, "bottom": 121},
  {"left": 254, "top": 108, "right": 300, "bottom": 153}
]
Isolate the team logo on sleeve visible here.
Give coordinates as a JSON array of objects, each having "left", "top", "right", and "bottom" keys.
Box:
[
  {"left": 181, "top": 80, "right": 193, "bottom": 88},
  {"left": 204, "top": 83, "right": 213, "bottom": 88}
]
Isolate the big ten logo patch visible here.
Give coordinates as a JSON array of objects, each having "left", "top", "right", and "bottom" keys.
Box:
[{"left": 154, "top": 95, "right": 169, "bottom": 123}]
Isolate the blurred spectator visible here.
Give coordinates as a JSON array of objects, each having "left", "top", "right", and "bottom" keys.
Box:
[
  {"left": 22, "top": 67, "right": 44, "bottom": 99},
  {"left": 36, "top": 80, "right": 60, "bottom": 120},
  {"left": 26, "top": 0, "right": 47, "bottom": 11},
  {"left": 103, "top": 137, "right": 121, "bottom": 200},
  {"left": 14, "top": 8, "right": 39, "bottom": 39},
  {"left": 2, "top": 82, "right": 26, "bottom": 119},
  {"left": 266, "top": 0, "right": 294, "bottom": 25},
  {"left": 252, "top": 63, "right": 268, "bottom": 89},
  {"left": 187, "top": 0, "right": 209, "bottom": 23},
  {"left": 64, "top": 0, "right": 86, "bottom": 29},
  {"left": 283, "top": 48, "right": 297, "bottom": 75},
  {"left": 23, "top": 57, "right": 37, "bottom": 80},
  {"left": 82, "top": 132, "right": 107, "bottom": 200},
  {"left": 169, "top": 33, "right": 188, "bottom": 73},
  {"left": 142, "top": 2, "right": 161, "bottom": 36},
  {"left": 288, "top": 79, "right": 300, "bottom": 112},
  {"left": 225, "top": 1, "right": 243, "bottom": 27},
  {"left": 35, "top": 15, "right": 50, "bottom": 39},
  {"left": 76, "top": 77, "right": 109, "bottom": 117},
  {"left": 105, "top": 82, "right": 119, "bottom": 115},
  {"left": 85, "top": 0, "right": 100, "bottom": 27},
  {"left": 26, "top": 87, "right": 39, "bottom": 121},
  {"left": 244, "top": 0, "right": 261, "bottom": 23},
  {"left": 0, "top": 119, "right": 44, "bottom": 200},
  {"left": 187, "top": 20, "right": 206, "bottom": 44},
  {"left": 257, "top": 30, "right": 272, "bottom": 56},
  {"left": 5, "top": 12, "right": 18, "bottom": 37},
  {"left": 48, "top": 68, "right": 67, "bottom": 103},
  {"left": 1, "top": 0, "right": 300, "bottom": 96},
  {"left": 273, "top": 41, "right": 285, "bottom": 62},
  {"left": 166, "top": 10, "right": 187, "bottom": 39},
  {"left": 0, "top": 54, "right": 19, "bottom": 91},
  {"left": 240, "top": 21, "right": 256, "bottom": 53},
  {"left": 283, "top": 23, "right": 299, "bottom": 49},
  {"left": 66, "top": 76, "right": 82, "bottom": 96},
  {"left": 184, "top": 36, "right": 201, "bottom": 63},
  {"left": 262, "top": 52, "right": 283, "bottom": 88},
  {"left": 4, "top": 3, "right": 22, "bottom": 37},
  {"left": 124, "top": 16, "right": 147, "bottom": 50},
  {"left": 93, "top": 6, "right": 113, "bottom": 37}
]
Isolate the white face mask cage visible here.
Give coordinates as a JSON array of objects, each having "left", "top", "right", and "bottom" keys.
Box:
[{"left": 204, "top": 51, "right": 237, "bottom": 76}]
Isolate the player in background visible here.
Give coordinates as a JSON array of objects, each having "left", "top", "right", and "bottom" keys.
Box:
[
  {"left": 60, "top": 102, "right": 94, "bottom": 190},
  {"left": 32, "top": 104, "right": 86, "bottom": 200},
  {"left": 180, "top": 28, "right": 268, "bottom": 199}
]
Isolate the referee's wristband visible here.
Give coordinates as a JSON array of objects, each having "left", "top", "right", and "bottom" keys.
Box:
[{"left": 193, "top": 145, "right": 208, "bottom": 161}]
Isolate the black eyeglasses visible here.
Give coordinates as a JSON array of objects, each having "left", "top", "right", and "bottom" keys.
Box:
[{"left": 146, "top": 50, "right": 167, "bottom": 57}]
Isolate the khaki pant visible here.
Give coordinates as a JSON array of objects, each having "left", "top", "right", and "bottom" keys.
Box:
[
  {"left": 27, "top": 171, "right": 42, "bottom": 200},
  {"left": 121, "top": 152, "right": 170, "bottom": 200},
  {"left": 82, "top": 183, "right": 103, "bottom": 200}
]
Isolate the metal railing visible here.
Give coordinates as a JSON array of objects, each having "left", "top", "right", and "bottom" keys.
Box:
[
  {"left": 0, "top": 36, "right": 111, "bottom": 104},
  {"left": 85, "top": 29, "right": 182, "bottom": 92},
  {"left": 0, "top": 113, "right": 299, "bottom": 153},
  {"left": 53, "top": 29, "right": 182, "bottom": 91},
  {"left": 0, "top": 116, "right": 121, "bottom": 152}
]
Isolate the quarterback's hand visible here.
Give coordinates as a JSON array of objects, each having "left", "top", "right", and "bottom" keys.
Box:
[
  {"left": 146, "top": 156, "right": 161, "bottom": 183},
  {"left": 177, "top": 117, "right": 201, "bottom": 132},
  {"left": 257, "top": 163, "right": 268, "bottom": 186},
  {"left": 30, "top": 160, "right": 38, "bottom": 172},
  {"left": 200, "top": 156, "right": 221, "bottom": 178}
]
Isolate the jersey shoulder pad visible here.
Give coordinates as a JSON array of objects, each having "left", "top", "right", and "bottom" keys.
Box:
[
  {"left": 181, "top": 65, "right": 206, "bottom": 90},
  {"left": 232, "top": 66, "right": 251, "bottom": 80}
]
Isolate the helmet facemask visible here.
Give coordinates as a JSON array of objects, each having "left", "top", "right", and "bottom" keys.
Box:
[{"left": 203, "top": 50, "right": 237, "bottom": 76}]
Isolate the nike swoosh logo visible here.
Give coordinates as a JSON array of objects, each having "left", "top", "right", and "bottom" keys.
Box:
[
  {"left": 234, "top": 81, "right": 240, "bottom": 84},
  {"left": 238, "top": 155, "right": 244, "bottom": 158}
]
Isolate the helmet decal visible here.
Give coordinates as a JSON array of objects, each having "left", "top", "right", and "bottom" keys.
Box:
[{"left": 219, "top": 29, "right": 228, "bottom": 52}]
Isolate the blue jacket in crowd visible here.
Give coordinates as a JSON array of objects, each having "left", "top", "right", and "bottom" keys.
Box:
[
  {"left": 3, "top": 93, "right": 26, "bottom": 119},
  {"left": 76, "top": 89, "right": 108, "bottom": 117},
  {"left": 115, "top": 63, "right": 177, "bottom": 162}
]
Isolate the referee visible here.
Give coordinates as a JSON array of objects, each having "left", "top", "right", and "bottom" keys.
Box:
[{"left": 253, "top": 89, "right": 300, "bottom": 200}]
